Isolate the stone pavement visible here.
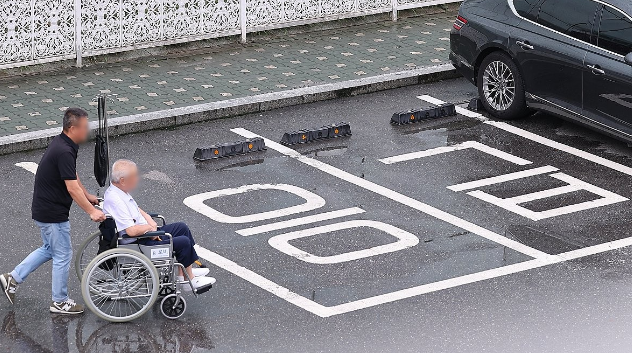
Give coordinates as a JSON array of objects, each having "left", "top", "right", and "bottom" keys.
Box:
[{"left": 0, "top": 11, "right": 456, "bottom": 138}]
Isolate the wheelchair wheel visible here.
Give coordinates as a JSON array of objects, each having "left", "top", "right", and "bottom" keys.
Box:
[
  {"left": 75, "top": 231, "right": 101, "bottom": 281},
  {"left": 160, "top": 294, "right": 186, "bottom": 320},
  {"left": 82, "top": 248, "right": 159, "bottom": 323}
]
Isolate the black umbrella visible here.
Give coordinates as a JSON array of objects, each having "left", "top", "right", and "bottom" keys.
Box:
[{"left": 94, "top": 95, "right": 109, "bottom": 188}]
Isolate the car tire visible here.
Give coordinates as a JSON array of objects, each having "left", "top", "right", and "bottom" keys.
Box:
[{"left": 477, "top": 52, "right": 530, "bottom": 120}]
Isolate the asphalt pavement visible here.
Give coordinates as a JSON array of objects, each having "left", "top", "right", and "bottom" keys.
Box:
[{"left": 3, "top": 77, "right": 632, "bottom": 353}]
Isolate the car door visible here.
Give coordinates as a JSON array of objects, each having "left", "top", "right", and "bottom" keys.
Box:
[
  {"left": 583, "top": 4, "right": 632, "bottom": 132},
  {"left": 509, "top": 0, "right": 599, "bottom": 115}
]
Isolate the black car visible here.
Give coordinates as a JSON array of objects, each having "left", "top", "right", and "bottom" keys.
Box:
[{"left": 450, "top": 0, "right": 632, "bottom": 141}]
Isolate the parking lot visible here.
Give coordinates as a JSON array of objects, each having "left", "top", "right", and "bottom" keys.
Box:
[{"left": 3, "top": 78, "right": 632, "bottom": 352}]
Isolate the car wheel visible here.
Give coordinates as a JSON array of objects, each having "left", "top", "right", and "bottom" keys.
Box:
[{"left": 477, "top": 52, "right": 529, "bottom": 120}]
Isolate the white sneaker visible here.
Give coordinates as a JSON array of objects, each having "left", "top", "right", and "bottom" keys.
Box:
[
  {"left": 192, "top": 268, "right": 210, "bottom": 277},
  {"left": 50, "top": 299, "right": 84, "bottom": 315},
  {"left": 177, "top": 276, "right": 216, "bottom": 292},
  {"left": 191, "top": 276, "right": 216, "bottom": 289}
]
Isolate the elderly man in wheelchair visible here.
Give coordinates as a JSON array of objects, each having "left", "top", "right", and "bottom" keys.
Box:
[{"left": 103, "top": 159, "right": 216, "bottom": 292}]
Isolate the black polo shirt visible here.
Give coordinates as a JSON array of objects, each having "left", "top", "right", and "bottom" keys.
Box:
[{"left": 31, "top": 133, "right": 79, "bottom": 223}]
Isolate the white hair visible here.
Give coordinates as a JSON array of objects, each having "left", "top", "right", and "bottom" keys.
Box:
[{"left": 111, "top": 159, "right": 137, "bottom": 184}]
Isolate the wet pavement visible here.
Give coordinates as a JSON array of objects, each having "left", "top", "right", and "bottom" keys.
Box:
[{"left": 3, "top": 78, "right": 632, "bottom": 352}]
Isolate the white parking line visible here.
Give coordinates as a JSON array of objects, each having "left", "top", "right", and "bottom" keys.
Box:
[
  {"left": 231, "top": 128, "right": 547, "bottom": 259},
  {"left": 417, "top": 95, "right": 632, "bottom": 177},
  {"left": 236, "top": 207, "right": 365, "bottom": 236},
  {"left": 418, "top": 95, "right": 489, "bottom": 121},
  {"left": 489, "top": 120, "right": 632, "bottom": 176},
  {"left": 447, "top": 165, "right": 559, "bottom": 192},
  {"left": 194, "top": 245, "right": 337, "bottom": 317},
  {"left": 15, "top": 162, "right": 38, "bottom": 174},
  {"left": 379, "top": 141, "right": 532, "bottom": 166}
]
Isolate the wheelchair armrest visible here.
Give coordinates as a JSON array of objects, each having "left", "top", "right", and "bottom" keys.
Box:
[
  {"left": 147, "top": 213, "right": 166, "bottom": 226},
  {"left": 144, "top": 231, "right": 166, "bottom": 237},
  {"left": 121, "top": 231, "right": 169, "bottom": 240}
]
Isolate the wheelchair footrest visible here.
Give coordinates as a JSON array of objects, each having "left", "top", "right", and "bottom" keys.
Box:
[{"left": 194, "top": 284, "right": 213, "bottom": 295}]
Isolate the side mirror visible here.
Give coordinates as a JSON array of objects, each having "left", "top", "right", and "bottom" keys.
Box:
[{"left": 625, "top": 52, "right": 632, "bottom": 66}]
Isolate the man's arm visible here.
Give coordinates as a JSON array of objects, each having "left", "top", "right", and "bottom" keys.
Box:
[
  {"left": 123, "top": 210, "right": 159, "bottom": 238},
  {"left": 65, "top": 180, "right": 105, "bottom": 222},
  {"left": 139, "top": 208, "right": 158, "bottom": 230},
  {"left": 123, "top": 223, "right": 156, "bottom": 237},
  {"left": 76, "top": 173, "right": 99, "bottom": 205}
]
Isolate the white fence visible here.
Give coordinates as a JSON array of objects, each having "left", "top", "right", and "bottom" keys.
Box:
[{"left": 0, "top": 0, "right": 459, "bottom": 69}]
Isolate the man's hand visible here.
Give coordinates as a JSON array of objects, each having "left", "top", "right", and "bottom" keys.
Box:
[
  {"left": 66, "top": 179, "right": 106, "bottom": 222},
  {"left": 86, "top": 194, "right": 100, "bottom": 205},
  {"left": 90, "top": 209, "right": 106, "bottom": 222}
]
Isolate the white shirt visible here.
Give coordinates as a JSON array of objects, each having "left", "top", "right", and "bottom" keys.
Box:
[{"left": 102, "top": 184, "right": 148, "bottom": 244}]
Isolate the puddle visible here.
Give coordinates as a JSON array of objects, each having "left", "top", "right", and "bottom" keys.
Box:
[
  {"left": 194, "top": 154, "right": 269, "bottom": 172},
  {"left": 396, "top": 114, "right": 482, "bottom": 135},
  {"left": 217, "top": 159, "right": 265, "bottom": 172},
  {"left": 505, "top": 225, "right": 582, "bottom": 255},
  {"left": 302, "top": 146, "right": 348, "bottom": 157},
  {"left": 402, "top": 127, "right": 449, "bottom": 147}
]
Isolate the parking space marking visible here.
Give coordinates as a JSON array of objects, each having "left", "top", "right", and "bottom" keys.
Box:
[
  {"left": 326, "top": 234, "right": 632, "bottom": 316},
  {"left": 15, "top": 162, "right": 38, "bottom": 174},
  {"left": 236, "top": 207, "right": 365, "bottom": 236},
  {"left": 231, "top": 128, "right": 547, "bottom": 259},
  {"left": 417, "top": 95, "right": 632, "bottom": 177},
  {"left": 195, "top": 216, "right": 632, "bottom": 317},
  {"left": 488, "top": 120, "right": 632, "bottom": 176},
  {"left": 379, "top": 141, "right": 532, "bottom": 166},
  {"left": 268, "top": 220, "right": 420, "bottom": 264},
  {"left": 468, "top": 172, "right": 628, "bottom": 221},
  {"left": 193, "top": 245, "right": 337, "bottom": 318},
  {"left": 184, "top": 184, "right": 326, "bottom": 224},
  {"left": 448, "top": 166, "right": 559, "bottom": 192}
]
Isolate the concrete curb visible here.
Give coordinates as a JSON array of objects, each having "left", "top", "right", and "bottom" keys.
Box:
[{"left": 0, "top": 64, "right": 458, "bottom": 155}]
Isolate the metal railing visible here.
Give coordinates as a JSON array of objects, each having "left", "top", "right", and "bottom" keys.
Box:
[{"left": 0, "top": 0, "right": 460, "bottom": 70}]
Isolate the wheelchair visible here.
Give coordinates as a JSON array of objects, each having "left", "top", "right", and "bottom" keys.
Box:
[{"left": 74, "top": 213, "right": 212, "bottom": 323}]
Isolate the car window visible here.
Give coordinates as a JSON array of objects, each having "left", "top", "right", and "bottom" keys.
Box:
[
  {"left": 537, "top": 0, "right": 599, "bottom": 42},
  {"left": 597, "top": 6, "right": 632, "bottom": 56},
  {"left": 514, "top": 0, "right": 541, "bottom": 21}
]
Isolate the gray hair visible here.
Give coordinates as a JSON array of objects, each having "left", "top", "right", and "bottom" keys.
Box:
[
  {"left": 111, "top": 159, "right": 137, "bottom": 184},
  {"left": 63, "top": 107, "right": 88, "bottom": 132}
]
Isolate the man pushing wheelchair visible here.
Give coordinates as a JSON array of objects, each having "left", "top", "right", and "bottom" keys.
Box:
[{"left": 2, "top": 107, "right": 215, "bottom": 320}]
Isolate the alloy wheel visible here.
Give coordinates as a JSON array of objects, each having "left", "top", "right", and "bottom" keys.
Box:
[{"left": 482, "top": 60, "right": 516, "bottom": 111}]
